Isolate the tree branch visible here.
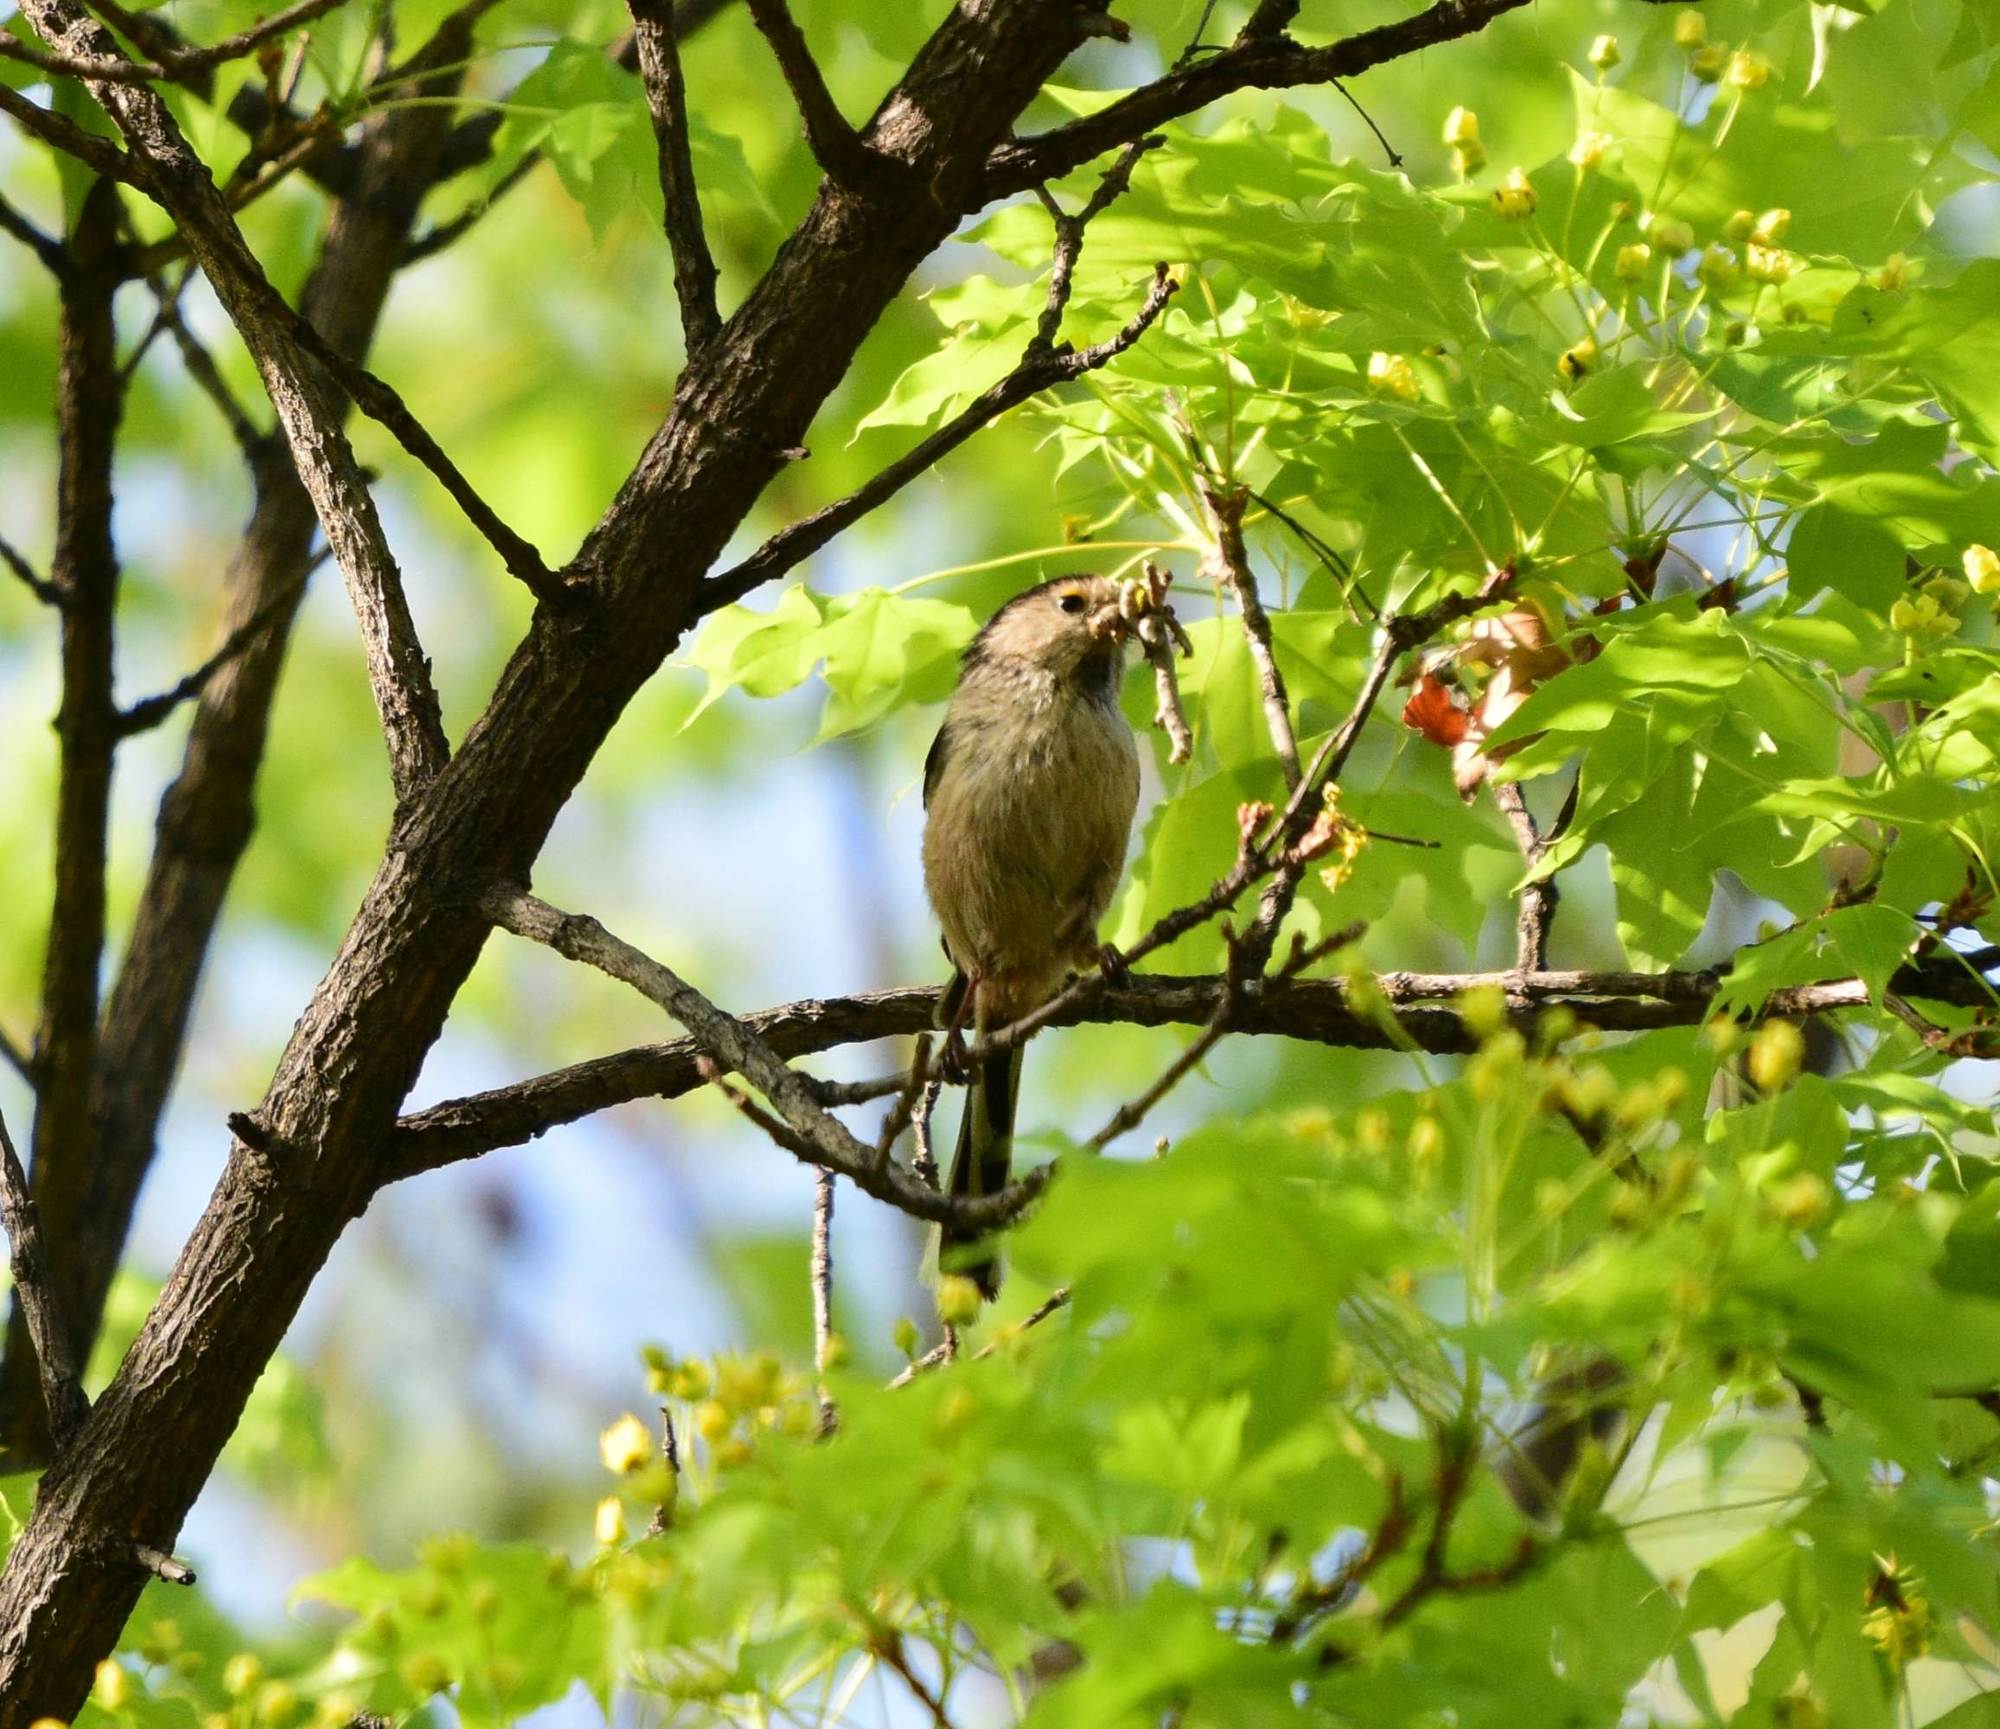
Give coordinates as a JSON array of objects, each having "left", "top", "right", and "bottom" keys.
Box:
[
  {"left": 285, "top": 319, "right": 561, "bottom": 604},
  {"left": 1490, "top": 780, "right": 1557, "bottom": 972},
  {"left": 388, "top": 956, "right": 1987, "bottom": 1182},
  {"left": 0, "top": 189, "right": 69, "bottom": 277},
  {"left": 1201, "top": 480, "right": 1299, "bottom": 786},
  {"left": 18, "top": 0, "right": 452, "bottom": 799},
  {"left": 114, "top": 579, "right": 307, "bottom": 738},
  {"left": 0, "top": 84, "right": 142, "bottom": 183},
  {"left": 982, "top": 0, "right": 1536, "bottom": 196},
  {"left": 811, "top": 1166, "right": 837, "bottom": 1434},
  {"left": 136, "top": 272, "right": 266, "bottom": 460},
  {"left": 0, "top": 534, "right": 62, "bottom": 607},
  {"left": 0, "top": 1108, "right": 90, "bottom": 1454},
  {"left": 629, "top": 0, "right": 723, "bottom": 352},
  {"left": 0, "top": 0, "right": 349, "bottom": 85},
  {"left": 479, "top": 887, "right": 1048, "bottom": 1231},
  {"left": 13, "top": 183, "right": 126, "bottom": 1463},
  {"left": 742, "top": 0, "right": 875, "bottom": 183},
  {"left": 707, "top": 138, "right": 1173, "bottom": 609},
  {"left": 1242, "top": 564, "right": 1519, "bottom": 967}
]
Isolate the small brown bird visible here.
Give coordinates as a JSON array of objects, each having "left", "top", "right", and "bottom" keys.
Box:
[{"left": 922, "top": 575, "right": 1141, "bottom": 1296}]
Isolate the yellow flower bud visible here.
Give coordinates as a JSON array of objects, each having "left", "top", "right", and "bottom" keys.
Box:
[
  {"left": 399, "top": 1653, "right": 451, "bottom": 1696},
  {"left": 1746, "top": 244, "right": 1796, "bottom": 284},
  {"left": 1674, "top": 11, "right": 1708, "bottom": 47},
  {"left": 599, "top": 1412, "right": 653, "bottom": 1475},
  {"left": 1704, "top": 1016, "right": 1741, "bottom": 1055},
  {"left": 1408, "top": 1115, "right": 1444, "bottom": 1166},
  {"left": 1727, "top": 51, "right": 1770, "bottom": 88},
  {"left": 1568, "top": 131, "right": 1611, "bottom": 172},
  {"left": 1365, "top": 351, "right": 1420, "bottom": 402},
  {"left": 1688, "top": 43, "right": 1726, "bottom": 81},
  {"left": 1746, "top": 1019, "right": 1804, "bottom": 1091},
  {"left": 1443, "top": 105, "right": 1481, "bottom": 147},
  {"left": 1588, "top": 33, "right": 1621, "bottom": 70},
  {"left": 937, "top": 1273, "right": 984, "bottom": 1326},
  {"left": 1558, "top": 339, "right": 1598, "bottom": 379},
  {"left": 30, "top": 1720, "right": 69, "bottom": 1729},
  {"left": 1725, "top": 208, "right": 1757, "bottom": 242},
  {"left": 1873, "top": 252, "right": 1909, "bottom": 291},
  {"left": 255, "top": 1681, "right": 303, "bottom": 1727},
  {"left": 94, "top": 1661, "right": 135, "bottom": 1709},
  {"left": 892, "top": 1315, "right": 922, "bottom": 1358},
  {"left": 692, "top": 1398, "right": 731, "bottom": 1440},
  {"left": 594, "top": 1495, "right": 627, "bottom": 1546},
  {"left": 223, "top": 1654, "right": 265, "bottom": 1698},
  {"left": 1963, "top": 544, "right": 2000, "bottom": 594},
  {"left": 1771, "top": 1171, "right": 1831, "bottom": 1230},
  {"left": 1646, "top": 215, "right": 1694, "bottom": 254},
  {"left": 1751, "top": 207, "right": 1792, "bottom": 244},
  {"left": 1452, "top": 140, "right": 1487, "bottom": 176},
  {"left": 1697, "top": 245, "right": 1741, "bottom": 290},
  {"left": 1492, "top": 166, "right": 1538, "bottom": 219},
  {"left": 1614, "top": 242, "right": 1653, "bottom": 281}
]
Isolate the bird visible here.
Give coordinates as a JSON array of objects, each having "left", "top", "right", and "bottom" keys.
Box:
[{"left": 921, "top": 574, "right": 1142, "bottom": 1298}]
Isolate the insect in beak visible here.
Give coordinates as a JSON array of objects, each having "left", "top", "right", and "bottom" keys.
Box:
[{"left": 1086, "top": 603, "right": 1130, "bottom": 642}]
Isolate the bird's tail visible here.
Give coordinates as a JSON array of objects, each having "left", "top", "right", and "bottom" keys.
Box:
[{"left": 942, "top": 1043, "right": 1023, "bottom": 1300}]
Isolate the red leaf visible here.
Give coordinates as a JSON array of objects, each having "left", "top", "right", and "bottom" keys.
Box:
[{"left": 1402, "top": 673, "right": 1470, "bottom": 747}]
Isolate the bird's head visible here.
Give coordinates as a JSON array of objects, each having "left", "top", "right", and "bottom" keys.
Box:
[{"left": 970, "top": 574, "right": 1133, "bottom": 692}]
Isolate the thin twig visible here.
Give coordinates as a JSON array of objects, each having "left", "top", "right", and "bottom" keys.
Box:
[
  {"left": 1242, "top": 564, "right": 1519, "bottom": 968},
  {"left": 139, "top": 272, "right": 266, "bottom": 460},
  {"left": 629, "top": 0, "right": 722, "bottom": 352},
  {"left": 874, "top": 1633, "right": 957, "bottom": 1729},
  {"left": 910, "top": 1075, "right": 943, "bottom": 1192},
  {"left": 888, "top": 1284, "right": 1071, "bottom": 1388},
  {"left": 982, "top": 0, "right": 1535, "bottom": 195},
  {"left": 0, "top": 188, "right": 69, "bottom": 276},
  {"left": 285, "top": 321, "right": 561, "bottom": 604},
  {"left": 870, "top": 1033, "right": 933, "bottom": 1168},
  {"left": 811, "top": 1167, "right": 837, "bottom": 1435},
  {"left": 1201, "top": 480, "right": 1299, "bottom": 786},
  {"left": 0, "top": 1106, "right": 90, "bottom": 1451},
  {"left": 1084, "top": 984, "right": 1236, "bottom": 1152},
  {"left": 1134, "top": 559, "right": 1194, "bottom": 764},
  {"left": 743, "top": 0, "right": 876, "bottom": 183},
  {"left": 706, "top": 139, "right": 1175, "bottom": 610},
  {"left": 1489, "top": 780, "right": 1556, "bottom": 971},
  {"left": 1, "top": 0, "right": 349, "bottom": 84},
  {"left": 0, "top": 83, "right": 142, "bottom": 183},
  {"left": 115, "top": 579, "right": 307, "bottom": 737},
  {"left": 0, "top": 533, "right": 62, "bottom": 606},
  {"left": 0, "top": 1025, "right": 34, "bottom": 1088},
  {"left": 131, "top": 1543, "right": 196, "bottom": 1587}
]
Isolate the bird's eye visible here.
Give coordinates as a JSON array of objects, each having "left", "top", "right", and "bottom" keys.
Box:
[{"left": 1057, "top": 592, "right": 1087, "bottom": 614}]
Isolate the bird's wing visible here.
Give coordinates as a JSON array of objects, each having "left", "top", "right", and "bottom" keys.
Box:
[{"left": 922, "top": 717, "right": 953, "bottom": 811}]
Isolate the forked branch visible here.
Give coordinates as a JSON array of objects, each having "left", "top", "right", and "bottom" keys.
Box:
[{"left": 478, "top": 888, "right": 1049, "bottom": 1232}]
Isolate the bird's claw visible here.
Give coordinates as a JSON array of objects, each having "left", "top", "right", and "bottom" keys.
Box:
[{"left": 938, "top": 1027, "right": 972, "bottom": 1083}]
